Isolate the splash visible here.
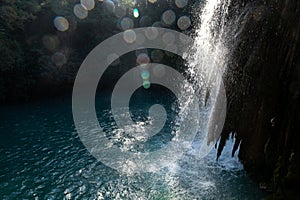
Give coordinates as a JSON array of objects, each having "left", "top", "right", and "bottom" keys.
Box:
[{"left": 186, "top": 0, "right": 232, "bottom": 156}]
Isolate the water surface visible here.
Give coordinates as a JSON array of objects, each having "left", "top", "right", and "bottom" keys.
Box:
[{"left": 0, "top": 95, "right": 263, "bottom": 199}]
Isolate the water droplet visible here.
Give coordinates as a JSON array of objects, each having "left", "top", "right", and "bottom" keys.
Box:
[{"left": 53, "top": 16, "right": 69, "bottom": 32}]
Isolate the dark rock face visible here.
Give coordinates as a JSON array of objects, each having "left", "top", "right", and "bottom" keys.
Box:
[{"left": 218, "top": 0, "right": 300, "bottom": 197}]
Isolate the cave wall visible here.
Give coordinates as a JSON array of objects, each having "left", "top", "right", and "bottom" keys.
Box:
[{"left": 218, "top": 0, "right": 300, "bottom": 197}]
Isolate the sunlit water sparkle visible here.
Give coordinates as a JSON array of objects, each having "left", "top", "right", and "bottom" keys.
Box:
[{"left": 0, "top": 96, "right": 263, "bottom": 199}]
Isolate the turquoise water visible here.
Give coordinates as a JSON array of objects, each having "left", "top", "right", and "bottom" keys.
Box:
[{"left": 0, "top": 94, "right": 263, "bottom": 199}]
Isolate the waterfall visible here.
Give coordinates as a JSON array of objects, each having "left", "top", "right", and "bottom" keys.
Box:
[{"left": 186, "top": 0, "right": 232, "bottom": 157}]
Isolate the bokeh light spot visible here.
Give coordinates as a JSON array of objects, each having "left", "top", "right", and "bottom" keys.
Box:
[
  {"left": 73, "top": 4, "right": 88, "bottom": 19},
  {"left": 135, "top": 49, "right": 148, "bottom": 57},
  {"left": 148, "top": 0, "right": 157, "bottom": 3},
  {"left": 53, "top": 16, "right": 69, "bottom": 32},
  {"left": 177, "top": 16, "right": 191, "bottom": 30},
  {"left": 143, "top": 80, "right": 151, "bottom": 89},
  {"left": 137, "top": 53, "right": 150, "bottom": 65},
  {"left": 42, "top": 35, "right": 60, "bottom": 51},
  {"left": 145, "top": 27, "right": 159, "bottom": 40},
  {"left": 51, "top": 52, "right": 67, "bottom": 66},
  {"left": 120, "top": 17, "right": 134, "bottom": 30},
  {"left": 103, "top": 0, "right": 116, "bottom": 13},
  {"left": 162, "top": 10, "right": 176, "bottom": 26},
  {"left": 141, "top": 70, "right": 150, "bottom": 80},
  {"left": 123, "top": 30, "right": 136, "bottom": 43},
  {"left": 80, "top": 0, "right": 95, "bottom": 11},
  {"left": 136, "top": 33, "right": 146, "bottom": 45},
  {"left": 133, "top": 8, "right": 139, "bottom": 18},
  {"left": 175, "top": 0, "right": 188, "bottom": 8}
]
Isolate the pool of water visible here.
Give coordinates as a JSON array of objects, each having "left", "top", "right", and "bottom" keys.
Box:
[{"left": 0, "top": 94, "right": 263, "bottom": 200}]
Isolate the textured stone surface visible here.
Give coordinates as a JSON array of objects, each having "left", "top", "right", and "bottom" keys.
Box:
[{"left": 218, "top": 0, "right": 300, "bottom": 197}]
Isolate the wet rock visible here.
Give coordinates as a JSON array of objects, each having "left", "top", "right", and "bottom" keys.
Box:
[{"left": 218, "top": 0, "right": 300, "bottom": 198}]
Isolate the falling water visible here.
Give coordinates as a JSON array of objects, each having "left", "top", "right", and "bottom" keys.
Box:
[
  {"left": 188, "top": 0, "right": 231, "bottom": 80},
  {"left": 185, "top": 0, "right": 232, "bottom": 157}
]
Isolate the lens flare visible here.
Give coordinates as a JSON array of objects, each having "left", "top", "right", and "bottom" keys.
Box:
[
  {"left": 137, "top": 53, "right": 150, "bottom": 65},
  {"left": 120, "top": 17, "right": 134, "bottom": 30},
  {"left": 51, "top": 52, "right": 67, "bottom": 66},
  {"left": 145, "top": 27, "right": 159, "bottom": 40},
  {"left": 143, "top": 80, "right": 151, "bottom": 89},
  {"left": 80, "top": 0, "right": 95, "bottom": 11},
  {"left": 53, "top": 16, "right": 69, "bottom": 32},
  {"left": 133, "top": 8, "right": 139, "bottom": 18},
  {"left": 103, "top": 0, "right": 115, "bottom": 13},
  {"left": 162, "top": 10, "right": 176, "bottom": 26},
  {"left": 141, "top": 70, "right": 150, "bottom": 80},
  {"left": 42, "top": 35, "right": 60, "bottom": 51},
  {"left": 73, "top": 4, "right": 88, "bottom": 19},
  {"left": 177, "top": 16, "right": 191, "bottom": 30},
  {"left": 175, "top": 0, "right": 188, "bottom": 8},
  {"left": 123, "top": 30, "right": 136, "bottom": 43}
]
